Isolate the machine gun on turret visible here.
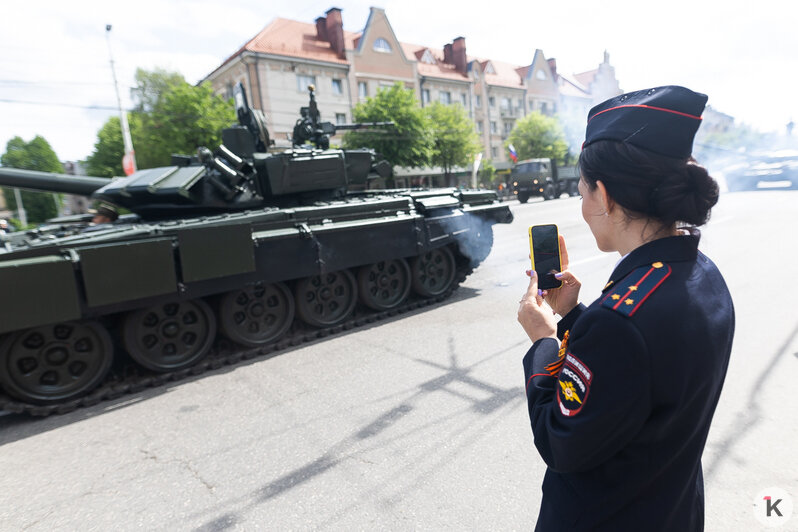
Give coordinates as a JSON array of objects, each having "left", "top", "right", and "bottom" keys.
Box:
[{"left": 291, "top": 84, "right": 393, "bottom": 149}]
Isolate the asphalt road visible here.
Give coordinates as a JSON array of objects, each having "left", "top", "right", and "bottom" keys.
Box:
[{"left": 1, "top": 190, "right": 796, "bottom": 531}]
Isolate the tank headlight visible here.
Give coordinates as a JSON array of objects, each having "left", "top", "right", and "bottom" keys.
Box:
[
  {"left": 533, "top": 179, "right": 538, "bottom": 184},
  {"left": 513, "top": 181, "right": 518, "bottom": 186}
]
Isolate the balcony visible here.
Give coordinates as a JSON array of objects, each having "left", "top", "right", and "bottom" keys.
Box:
[{"left": 500, "top": 107, "right": 522, "bottom": 118}]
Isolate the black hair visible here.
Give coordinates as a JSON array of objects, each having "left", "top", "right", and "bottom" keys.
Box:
[{"left": 578, "top": 140, "right": 719, "bottom": 227}]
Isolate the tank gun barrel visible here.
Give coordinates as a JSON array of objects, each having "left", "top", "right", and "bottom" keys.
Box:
[{"left": 0, "top": 167, "right": 109, "bottom": 196}]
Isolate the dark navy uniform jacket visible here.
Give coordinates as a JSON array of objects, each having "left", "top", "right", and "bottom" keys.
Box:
[{"left": 523, "top": 233, "right": 734, "bottom": 531}]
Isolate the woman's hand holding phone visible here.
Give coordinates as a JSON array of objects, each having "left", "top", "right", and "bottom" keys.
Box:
[{"left": 542, "top": 235, "right": 581, "bottom": 317}]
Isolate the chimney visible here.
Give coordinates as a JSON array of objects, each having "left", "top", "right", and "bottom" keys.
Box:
[
  {"left": 443, "top": 43, "right": 453, "bottom": 65},
  {"left": 325, "top": 7, "right": 345, "bottom": 57},
  {"left": 315, "top": 16, "right": 327, "bottom": 41},
  {"left": 547, "top": 58, "right": 558, "bottom": 80},
  {"left": 452, "top": 37, "right": 466, "bottom": 74}
]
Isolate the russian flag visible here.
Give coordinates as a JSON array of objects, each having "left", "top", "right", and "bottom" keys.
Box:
[{"left": 508, "top": 144, "right": 518, "bottom": 163}]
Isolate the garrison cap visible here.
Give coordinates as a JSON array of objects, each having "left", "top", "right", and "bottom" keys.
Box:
[
  {"left": 583, "top": 85, "right": 708, "bottom": 159},
  {"left": 94, "top": 203, "right": 119, "bottom": 220}
]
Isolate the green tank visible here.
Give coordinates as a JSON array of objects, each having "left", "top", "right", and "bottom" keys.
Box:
[{"left": 0, "top": 84, "right": 512, "bottom": 414}]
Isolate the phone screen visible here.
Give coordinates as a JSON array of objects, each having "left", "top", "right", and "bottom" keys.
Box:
[{"left": 529, "top": 224, "right": 562, "bottom": 290}]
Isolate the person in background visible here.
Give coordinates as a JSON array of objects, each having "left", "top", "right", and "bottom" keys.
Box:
[
  {"left": 517, "top": 86, "right": 735, "bottom": 531},
  {"left": 91, "top": 204, "right": 119, "bottom": 225}
]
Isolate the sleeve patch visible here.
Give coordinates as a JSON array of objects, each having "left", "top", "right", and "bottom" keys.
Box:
[
  {"left": 600, "top": 262, "right": 672, "bottom": 317},
  {"left": 556, "top": 353, "right": 592, "bottom": 417}
]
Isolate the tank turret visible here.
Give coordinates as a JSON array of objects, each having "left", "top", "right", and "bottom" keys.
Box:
[
  {"left": 0, "top": 82, "right": 512, "bottom": 414},
  {"left": 0, "top": 84, "right": 395, "bottom": 219}
]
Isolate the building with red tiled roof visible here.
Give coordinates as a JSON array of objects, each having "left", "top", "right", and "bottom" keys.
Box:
[{"left": 203, "top": 6, "right": 622, "bottom": 172}]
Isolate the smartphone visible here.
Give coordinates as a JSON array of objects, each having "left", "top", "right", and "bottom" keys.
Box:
[{"left": 529, "top": 224, "right": 563, "bottom": 290}]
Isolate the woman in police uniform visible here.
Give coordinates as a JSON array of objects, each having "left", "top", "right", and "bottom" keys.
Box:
[{"left": 517, "top": 86, "right": 735, "bottom": 531}]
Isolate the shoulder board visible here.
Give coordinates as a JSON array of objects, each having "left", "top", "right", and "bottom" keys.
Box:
[{"left": 600, "top": 261, "right": 672, "bottom": 317}]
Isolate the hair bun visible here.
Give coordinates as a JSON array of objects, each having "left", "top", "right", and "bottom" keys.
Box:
[{"left": 651, "top": 162, "right": 718, "bottom": 226}]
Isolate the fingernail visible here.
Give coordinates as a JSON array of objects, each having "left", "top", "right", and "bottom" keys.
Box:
[
  {"left": 554, "top": 272, "right": 564, "bottom": 278},
  {"left": 525, "top": 269, "right": 531, "bottom": 277},
  {"left": 537, "top": 289, "right": 543, "bottom": 296}
]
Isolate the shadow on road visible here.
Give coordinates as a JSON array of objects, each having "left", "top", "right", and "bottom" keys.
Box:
[
  {"left": 187, "top": 335, "right": 526, "bottom": 531},
  {"left": 703, "top": 320, "right": 798, "bottom": 480}
]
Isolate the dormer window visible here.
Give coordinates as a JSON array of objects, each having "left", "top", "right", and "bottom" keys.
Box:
[
  {"left": 484, "top": 62, "right": 495, "bottom": 74},
  {"left": 373, "top": 38, "right": 392, "bottom": 53},
  {"left": 536, "top": 70, "right": 547, "bottom": 80},
  {"left": 421, "top": 49, "right": 436, "bottom": 64}
]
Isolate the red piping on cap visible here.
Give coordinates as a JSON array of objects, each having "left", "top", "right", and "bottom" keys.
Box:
[{"left": 588, "top": 104, "right": 703, "bottom": 123}]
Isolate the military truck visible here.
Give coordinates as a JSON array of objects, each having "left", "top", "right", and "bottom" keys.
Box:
[{"left": 510, "top": 158, "right": 580, "bottom": 203}]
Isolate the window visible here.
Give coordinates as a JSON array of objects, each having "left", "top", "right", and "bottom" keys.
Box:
[
  {"left": 373, "top": 38, "right": 392, "bottom": 53},
  {"left": 504, "top": 122, "right": 513, "bottom": 134},
  {"left": 539, "top": 101, "right": 548, "bottom": 114},
  {"left": 297, "top": 74, "right": 316, "bottom": 92},
  {"left": 500, "top": 97, "right": 511, "bottom": 110},
  {"left": 484, "top": 62, "right": 495, "bottom": 74},
  {"left": 536, "top": 70, "right": 547, "bottom": 81},
  {"left": 358, "top": 81, "right": 368, "bottom": 98},
  {"left": 476, "top": 121, "right": 483, "bottom": 134},
  {"left": 460, "top": 93, "right": 467, "bottom": 106},
  {"left": 517, "top": 99, "right": 523, "bottom": 109},
  {"left": 421, "top": 49, "right": 436, "bottom": 64},
  {"left": 475, "top": 95, "right": 482, "bottom": 108},
  {"left": 490, "top": 121, "right": 497, "bottom": 134},
  {"left": 336, "top": 113, "right": 347, "bottom": 125},
  {"left": 489, "top": 96, "right": 495, "bottom": 107},
  {"left": 439, "top": 91, "right": 451, "bottom": 104},
  {"left": 491, "top": 147, "right": 498, "bottom": 157},
  {"left": 332, "top": 79, "right": 343, "bottom": 95},
  {"left": 422, "top": 89, "right": 430, "bottom": 104}
]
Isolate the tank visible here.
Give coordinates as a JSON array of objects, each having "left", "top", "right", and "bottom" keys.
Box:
[{"left": 0, "top": 83, "right": 512, "bottom": 414}]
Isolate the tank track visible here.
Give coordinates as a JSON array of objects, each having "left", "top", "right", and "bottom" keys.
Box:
[{"left": 0, "top": 263, "right": 473, "bottom": 417}]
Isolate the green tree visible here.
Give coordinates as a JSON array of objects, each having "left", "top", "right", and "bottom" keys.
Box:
[
  {"left": 478, "top": 158, "right": 497, "bottom": 187},
  {"left": 342, "top": 83, "right": 432, "bottom": 168},
  {"left": 506, "top": 112, "right": 569, "bottom": 164},
  {"left": 131, "top": 68, "right": 185, "bottom": 113},
  {"left": 85, "top": 116, "right": 127, "bottom": 177},
  {"left": 85, "top": 68, "right": 236, "bottom": 173},
  {"left": 425, "top": 102, "right": 481, "bottom": 186},
  {"left": 1, "top": 136, "right": 63, "bottom": 223}
]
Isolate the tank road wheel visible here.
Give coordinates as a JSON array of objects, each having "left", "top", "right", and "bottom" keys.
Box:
[
  {"left": 122, "top": 299, "right": 216, "bottom": 372},
  {"left": 543, "top": 184, "right": 557, "bottom": 200},
  {"left": 568, "top": 180, "right": 580, "bottom": 197},
  {"left": 357, "top": 259, "right": 411, "bottom": 310},
  {"left": 410, "top": 246, "right": 456, "bottom": 297},
  {"left": 295, "top": 270, "right": 358, "bottom": 327},
  {"left": 0, "top": 321, "right": 113, "bottom": 404},
  {"left": 218, "top": 282, "right": 294, "bottom": 347},
  {"left": 517, "top": 191, "right": 530, "bottom": 204}
]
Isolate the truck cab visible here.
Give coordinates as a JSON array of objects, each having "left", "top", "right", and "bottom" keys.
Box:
[{"left": 510, "top": 158, "right": 580, "bottom": 203}]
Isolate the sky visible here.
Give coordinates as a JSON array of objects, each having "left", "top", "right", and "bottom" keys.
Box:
[{"left": 1, "top": 0, "right": 796, "bottom": 164}]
